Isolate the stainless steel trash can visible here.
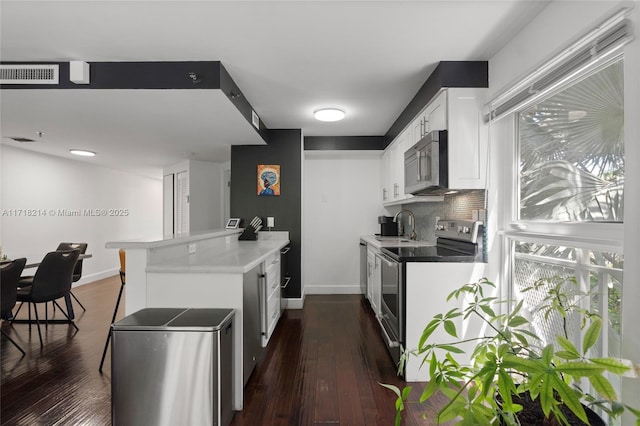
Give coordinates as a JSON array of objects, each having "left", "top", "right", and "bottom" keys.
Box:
[{"left": 111, "top": 308, "right": 234, "bottom": 426}]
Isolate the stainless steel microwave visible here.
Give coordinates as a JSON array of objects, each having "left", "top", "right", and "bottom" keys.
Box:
[{"left": 404, "top": 130, "right": 448, "bottom": 195}]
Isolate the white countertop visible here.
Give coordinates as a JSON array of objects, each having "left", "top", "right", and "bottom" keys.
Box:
[
  {"left": 146, "top": 239, "right": 289, "bottom": 274},
  {"left": 360, "top": 235, "right": 435, "bottom": 249},
  {"left": 105, "top": 229, "right": 242, "bottom": 249}
]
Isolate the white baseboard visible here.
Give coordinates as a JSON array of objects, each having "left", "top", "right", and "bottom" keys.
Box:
[
  {"left": 284, "top": 295, "right": 305, "bottom": 309},
  {"left": 73, "top": 268, "right": 119, "bottom": 287},
  {"left": 305, "top": 284, "right": 363, "bottom": 295}
]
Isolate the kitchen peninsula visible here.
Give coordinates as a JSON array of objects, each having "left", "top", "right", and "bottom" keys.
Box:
[{"left": 105, "top": 229, "right": 290, "bottom": 411}]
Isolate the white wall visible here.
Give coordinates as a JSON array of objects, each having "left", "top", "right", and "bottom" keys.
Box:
[
  {"left": 488, "top": 1, "right": 625, "bottom": 99},
  {"left": 303, "top": 151, "right": 383, "bottom": 294},
  {"left": 0, "top": 145, "right": 163, "bottom": 284},
  {"left": 486, "top": 1, "right": 640, "bottom": 417},
  {"left": 190, "top": 159, "right": 226, "bottom": 231},
  {"left": 163, "top": 159, "right": 228, "bottom": 233}
]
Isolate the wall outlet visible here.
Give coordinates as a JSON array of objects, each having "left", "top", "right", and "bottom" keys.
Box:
[
  {"left": 478, "top": 209, "right": 486, "bottom": 223},
  {"left": 267, "top": 216, "right": 275, "bottom": 228},
  {"left": 188, "top": 243, "right": 197, "bottom": 254}
]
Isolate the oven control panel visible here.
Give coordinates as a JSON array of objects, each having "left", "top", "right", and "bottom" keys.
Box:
[{"left": 435, "top": 220, "right": 482, "bottom": 243}]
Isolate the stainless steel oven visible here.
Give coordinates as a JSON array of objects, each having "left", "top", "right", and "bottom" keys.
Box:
[
  {"left": 376, "top": 251, "right": 403, "bottom": 366},
  {"left": 375, "top": 219, "right": 484, "bottom": 375}
]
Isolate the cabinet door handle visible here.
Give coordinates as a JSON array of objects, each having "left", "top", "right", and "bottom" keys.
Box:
[
  {"left": 281, "top": 276, "right": 291, "bottom": 289},
  {"left": 259, "top": 274, "right": 267, "bottom": 336}
]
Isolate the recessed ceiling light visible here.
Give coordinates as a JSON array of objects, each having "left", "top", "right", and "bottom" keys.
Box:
[
  {"left": 69, "top": 149, "right": 96, "bottom": 157},
  {"left": 314, "top": 108, "right": 345, "bottom": 122}
]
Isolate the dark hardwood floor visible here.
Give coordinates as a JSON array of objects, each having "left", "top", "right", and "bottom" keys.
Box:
[
  {"left": 1, "top": 275, "right": 121, "bottom": 426},
  {"left": 1, "top": 278, "right": 443, "bottom": 425}
]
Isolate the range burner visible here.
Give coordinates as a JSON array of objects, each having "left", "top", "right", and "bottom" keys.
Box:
[
  {"left": 381, "top": 219, "right": 484, "bottom": 263},
  {"left": 381, "top": 244, "right": 477, "bottom": 262}
]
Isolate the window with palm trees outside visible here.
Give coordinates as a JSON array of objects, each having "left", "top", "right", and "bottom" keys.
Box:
[
  {"left": 518, "top": 59, "right": 624, "bottom": 222},
  {"left": 509, "top": 57, "right": 625, "bottom": 422}
]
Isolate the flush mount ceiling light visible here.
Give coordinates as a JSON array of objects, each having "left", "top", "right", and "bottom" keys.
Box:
[
  {"left": 314, "top": 108, "right": 345, "bottom": 122},
  {"left": 69, "top": 149, "right": 96, "bottom": 157}
]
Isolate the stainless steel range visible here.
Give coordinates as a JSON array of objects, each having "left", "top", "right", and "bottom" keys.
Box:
[{"left": 375, "top": 219, "right": 484, "bottom": 370}]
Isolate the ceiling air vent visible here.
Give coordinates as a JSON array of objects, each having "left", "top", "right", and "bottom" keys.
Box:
[{"left": 0, "top": 64, "right": 59, "bottom": 84}]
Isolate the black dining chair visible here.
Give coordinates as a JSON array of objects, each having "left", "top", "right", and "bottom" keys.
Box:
[
  {"left": 56, "top": 242, "right": 88, "bottom": 312},
  {"left": 15, "top": 250, "right": 80, "bottom": 347},
  {"left": 99, "top": 249, "right": 126, "bottom": 372},
  {"left": 1, "top": 258, "right": 27, "bottom": 355},
  {"left": 17, "top": 242, "right": 88, "bottom": 319}
]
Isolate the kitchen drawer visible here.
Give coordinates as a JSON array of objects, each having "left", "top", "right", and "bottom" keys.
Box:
[
  {"left": 264, "top": 252, "right": 280, "bottom": 275},
  {"left": 266, "top": 295, "right": 280, "bottom": 334},
  {"left": 263, "top": 290, "right": 280, "bottom": 346},
  {"left": 266, "top": 270, "right": 281, "bottom": 298}
]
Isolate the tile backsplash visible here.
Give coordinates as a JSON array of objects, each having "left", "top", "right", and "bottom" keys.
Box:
[{"left": 397, "top": 190, "right": 486, "bottom": 242}]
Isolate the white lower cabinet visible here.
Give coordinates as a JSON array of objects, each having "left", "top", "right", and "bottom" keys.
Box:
[
  {"left": 403, "top": 262, "right": 485, "bottom": 382},
  {"left": 262, "top": 251, "right": 281, "bottom": 346},
  {"left": 366, "top": 246, "right": 381, "bottom": 316}
]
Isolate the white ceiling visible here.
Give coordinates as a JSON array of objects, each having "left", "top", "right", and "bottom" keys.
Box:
[{"left": 0, "top": 0, "right": 549, "bottom": 178}]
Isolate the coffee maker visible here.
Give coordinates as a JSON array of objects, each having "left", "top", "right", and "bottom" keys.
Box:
[{"left": 378, "top": 216, "right": 398, "bottom": 236}]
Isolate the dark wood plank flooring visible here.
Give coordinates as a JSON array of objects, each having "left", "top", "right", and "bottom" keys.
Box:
[
  {"left": 232, "top": 295, "right": 444, "bottom": 426},
  {"left": 1, "top": 278, "right": 443, "bottom": 425},
  {"left": 1, "top": 275, "right": 122, "bottom": 426}
]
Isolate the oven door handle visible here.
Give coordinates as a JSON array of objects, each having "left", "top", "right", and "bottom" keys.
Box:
[
  {"left": 376, "top": 252, "right": 398, "bottom": 267},
  {"left": 377, "top": 315, "right": 400, "bottom": 348}
]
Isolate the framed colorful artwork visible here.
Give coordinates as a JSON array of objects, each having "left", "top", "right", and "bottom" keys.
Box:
[{"left": 257, "top": 164, "right": 280, "bottom": 196}]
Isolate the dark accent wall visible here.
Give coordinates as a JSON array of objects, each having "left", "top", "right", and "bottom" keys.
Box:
[
  {"left": 385, "top": 61, "right": 488, "bottom": 146},
  {"left": 230, "top": 129, "right": 302, "bottom": 298},
  {"left": 304, "top": 136, "right": 385, "bottom": 151}
]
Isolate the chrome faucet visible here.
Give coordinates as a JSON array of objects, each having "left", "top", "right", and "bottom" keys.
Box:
[{"left": 393, "top": 209, "right": 417, "bottom": 240}]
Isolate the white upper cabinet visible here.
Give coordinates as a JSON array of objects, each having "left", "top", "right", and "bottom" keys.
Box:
[
  {"left": 381, "top": 127, "right": 414, "bottom": 203},
  {"left": 427, "top": 91, "right": 447, "bottom": 132},
  {"left": 381, "top": 148, "right": 391, "bottom": 202},
  {"left": 445, "top": 87, "right": 486, "bottom": 190},
  {"left": 410, "top": 90, "right": 447, "bottom": 144},
  {"left": 380, "top": 87, "right": 487, "bottom": 206}
]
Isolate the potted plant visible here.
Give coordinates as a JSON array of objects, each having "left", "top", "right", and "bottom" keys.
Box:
[{"left": 383, "top": 276, "right": 640, "bottom": 425}]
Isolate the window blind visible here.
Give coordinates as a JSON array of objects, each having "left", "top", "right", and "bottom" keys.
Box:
[{"left": 487, "top": 8, "right": 633, "bottom": 122}]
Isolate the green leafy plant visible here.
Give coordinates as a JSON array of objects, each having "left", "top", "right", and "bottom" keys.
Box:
[{"left": 385, "top": 277, "right": 640, "bottom": 425}]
